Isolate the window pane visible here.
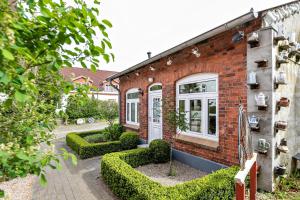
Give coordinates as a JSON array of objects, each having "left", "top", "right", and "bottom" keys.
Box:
[
  {"left": 152, "top": 98, "right": 161, "bottom": 123},
  {"left": 179, "top": 100, "right": 185, "bottom": 113},
  {"left": 137, "top": 103, "right": 139, "bottom": 123},
  {"left": 179, "top": 80, "right": 216, "bottom": 94},
  {"left": 127, "top": 103, "right": 130, "bottom": 121},
  {"left": 190, "top": 100, "right": 201, "bottom": 133},
  {"left": 131, "top": 102, "right": 136, "bottom": 122},
  {"left": 208, "top": 99, "right": 216, "bottom": 135},
  {"left": 150, "top": 85, "right": 162, "bottom": 91},
  {"left": 127, "top": 92, "right": 139, "bottom": 99}
]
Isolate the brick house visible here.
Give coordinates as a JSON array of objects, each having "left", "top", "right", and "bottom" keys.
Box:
[
  {"left": 107, "top": 1, "right": 300, "bottom": 192},
  {"left": 60, "top": 67, "right": 119, "bottom": 102}
]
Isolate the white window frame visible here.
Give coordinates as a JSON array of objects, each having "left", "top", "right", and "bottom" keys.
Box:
[
  {"left": 176, "top": 73, "right": 218, "bottom": 141},
  {"left": 126, "top": 88, "right": 140, "bottom": 126}
]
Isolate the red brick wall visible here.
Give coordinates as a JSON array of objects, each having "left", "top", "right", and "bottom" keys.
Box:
[{"left": 119, "top": 18, "right": 261, "bottom": 166}]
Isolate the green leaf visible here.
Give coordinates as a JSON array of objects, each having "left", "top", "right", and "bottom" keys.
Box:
[
  {"left": 91, "top": 64, "right": 97, "bottom": 72},
  {"left": 80, "top": 61, "right": 87, "bottom": 68},
  {"left": 15, "top": 91, "right": 29, "bottom": 102},
  {"left": 26, "top": 135, "right": 34, "bottom": 145},
  {"left": 2, "top": 49, "right": 15, "bottom": 60},
  {"left": 39, "top": 173, "right": 47, "bottom": 186},
  {"left": 102, "top": 19, "right": 112, "bottom": 28},
  {"left": 16, "top": 152, "right": 29, "bottom": 160},
  {"left": 70, "top": 154, "right": 77, "bottom": 166},
  {"left": 103, "top": 39, "right": 112, "bottom": 49},
  {"left": 0, "top": 189, "right": 4, "bottom": 198}
]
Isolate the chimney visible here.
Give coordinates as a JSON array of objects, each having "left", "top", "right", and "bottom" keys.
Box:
[{"left": 147, "top": 52, "right": 151, "bottom": 59}]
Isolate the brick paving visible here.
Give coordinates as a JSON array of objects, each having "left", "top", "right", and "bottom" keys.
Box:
[{"left": 32, "top": 139, "right": 118, "bottom": 200}]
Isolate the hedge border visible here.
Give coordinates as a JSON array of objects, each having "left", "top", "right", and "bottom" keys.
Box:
[
  {"left": 66, "top": 130, "right": 122, "bottom": 159},
  {"left": 101, "top": 148, "right": 239, "bottom": 200}
]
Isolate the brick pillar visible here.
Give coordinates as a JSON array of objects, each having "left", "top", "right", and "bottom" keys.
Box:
[
  {"left": 236, "top": 182, "right": 245, "bottom": 200},
  {"left": 250, "top": 161, "right": 257, "bottom": 200}
]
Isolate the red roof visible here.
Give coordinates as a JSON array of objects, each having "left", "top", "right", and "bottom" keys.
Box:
[{"left": 60, "top": 67, "right": 118, "bottom": 88}]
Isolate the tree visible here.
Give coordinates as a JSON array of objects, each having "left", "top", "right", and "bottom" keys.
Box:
[
  {"left": 100, "top": 100, "right": 118, "bottom": 126},
  {"left": 0, "top": 0, "right": 113, "bottom": 189},
  {"left": 165, "top": 104, "right": 189, "bottom": 176}
]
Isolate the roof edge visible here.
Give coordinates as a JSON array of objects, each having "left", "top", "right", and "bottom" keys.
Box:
[{"left": 107, "top": 11, "right": 257, "bottom": 81}]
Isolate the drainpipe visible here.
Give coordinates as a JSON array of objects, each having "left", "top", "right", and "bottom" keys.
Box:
[{"left": 109, "top": 79, "right": 121, "bottom": 124}]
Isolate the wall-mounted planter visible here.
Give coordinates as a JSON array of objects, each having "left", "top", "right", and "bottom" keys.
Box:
[
  {"left": 255, "top": 59, "right": 268, "bottom": 68},
  {"left": 275, "top": 121, "right": 288, "bottom": 132},
  {"left": 256, "top": 139, "right": 270, "bottom": 154},
  {"left": 274, "top": 72, "right": 287, "bottom": 89},
  {"left": 248, "top": 83, "right": 260, "bottom": 89},
  {"left": 248, "top": 71, "right": 259, "bottom": 89},
  {"left": 276, "top": 55, "right": 289, "bottom": 68},
  {"left": 248, "top": 115, "right": 260, "bottom": 132},
  {"left": 288, "top": 45, "right": 300, "bottom": 58},
  {"left": 276, "top": 97, "right": 290, "bottom": 112},
  {"left": 279, "top": 40, "right": 291, "bottom": 51},
  {"left": 255, "top": 92, "right": 269, "bottom": 110},
  {"left": 247, "top": 32, "right": 259, "bottom": 48},
  {"left": 277, "top": 145, "right": 289, "bottom": 154},
  {"left": 274, "top": 35, "right": 287, "bottom": 45},
  {"left": 274, "top": 165, "right": 287, "bottom": 176}
]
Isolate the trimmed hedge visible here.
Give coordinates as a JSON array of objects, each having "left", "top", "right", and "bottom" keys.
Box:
[
  {"left": 149, "top": 139, "right": 170, "bottom": 163},
  {"left": 101, "top": 148, "right": 239, "bottom": 200},
  {"left": 120, "top": 132, "right": 139, "bottom": 150},
  {"left": 66, "top": 130, "right": 138, "bottom": 159}
]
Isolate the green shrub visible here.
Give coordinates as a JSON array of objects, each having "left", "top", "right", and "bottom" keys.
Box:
[
  {"left": 149, "top": 139, "right": 170, "bottom": 163},
  {"left": 66, "top": 130, "right": 122, "bottom": 159},
  {"left": 66, "top": 130, "right": 137, "bottom": 159},
  {"left": 119, "top": 132, "right": 139, "bottom": 150},
  {"left": 65, "top": 95, "right": 103, "bottom": 120},
  {"left": 84, "top": 133, "right": 106, "bottom": 143},
  {"left": 103, "top": 124, "right": 124, "bottom": 141},
  {"left": 101, "top": 148, "right": 239, "bottom": 200}
]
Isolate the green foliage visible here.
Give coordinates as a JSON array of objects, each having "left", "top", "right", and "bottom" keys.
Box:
[
  {"left": 119, "top": 132, "right": 139, "bottom": 150},
  {"left": 274, "top": 171, "right": 300, "bottom": 199},
  {"left": 84, "top": 133, "right": 106, "bottom": 143},
  {"left": 99, "top": 100, "right": 118, "bottom": 126},
  {"left": 103, "top": 124, "right": 124, "bottom": 141},
  {"left": 101, "top": 148, "right": 239, "bottom": 200},
  {"left": 166, "top": 110, "right": 189, "bottom": 134},
  {"left": 66, "top": 130, "right": 137, "bottom": 159},
  {"left": 0, "top": 0, "right": 113, "bottom": 183},
  {"left": 149, "top": 139, "right": 170, "bottom": 163},
  {"left": 65, "top": 95, "right": 102, "bottom": 120}
]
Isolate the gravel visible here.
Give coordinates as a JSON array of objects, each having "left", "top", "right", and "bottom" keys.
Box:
[
  {"left": 135, "top": 160, "right": 208, "bottom": 186},
  {"left": 0, "top": 175, "right": 35, "bottom": 200}
]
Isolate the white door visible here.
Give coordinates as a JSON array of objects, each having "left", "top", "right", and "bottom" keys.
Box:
[{"left": 148, "top": 86, "right": 162, "bottom": 143}]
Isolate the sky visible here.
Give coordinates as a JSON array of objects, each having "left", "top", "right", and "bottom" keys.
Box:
[{"left": 97, "top": 0, "right": 293, "bottom": 72}]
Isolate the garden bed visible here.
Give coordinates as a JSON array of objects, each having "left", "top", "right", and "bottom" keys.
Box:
[
  {"left": 101, "top": 148, "right": 239, "bottom": 200},
  {"left": 66, "top": 128, "right": 139, "bottom": 159},
  {"left": 135, "top": 160, "right": 207, "bottom": 186}
]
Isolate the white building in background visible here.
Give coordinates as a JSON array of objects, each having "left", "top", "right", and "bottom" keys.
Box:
[{"left": 58, "top": 67, "right": 119, "bottom": 112}]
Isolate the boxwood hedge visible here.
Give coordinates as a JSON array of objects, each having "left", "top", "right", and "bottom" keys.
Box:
[
  {"left": 66, "top": 130, "right": 137, "bottom": 159},
  {"left": 101, "top": 148, "right": 239, "bottom": 200}
]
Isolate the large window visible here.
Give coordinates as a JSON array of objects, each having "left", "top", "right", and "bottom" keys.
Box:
[
  {"left": 126, "top": 89, "right": 140, "bottom": 125},
  {"left": 176, "top": 74, "right": 218, "bottom": 140}
]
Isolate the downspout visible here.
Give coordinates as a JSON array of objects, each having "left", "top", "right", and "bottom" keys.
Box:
[{"left": 109, "top": 79, "right": 121, "bottom": 124}]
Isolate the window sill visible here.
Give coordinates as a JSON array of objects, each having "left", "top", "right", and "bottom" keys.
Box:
[
  {"left": 175, "top": 134, "right": 219, "bottom": 151},
  {"left": 124, "top": 124, "right": 140, "bottom": 131}
]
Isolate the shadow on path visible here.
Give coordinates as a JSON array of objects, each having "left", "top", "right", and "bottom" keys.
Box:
[{"left": 32, "top": 139, "right": 118, "bottom": 200}]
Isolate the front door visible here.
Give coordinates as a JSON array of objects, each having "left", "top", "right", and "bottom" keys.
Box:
[{"left": 148, "top": 86, "right": 162, "bottom": 143}]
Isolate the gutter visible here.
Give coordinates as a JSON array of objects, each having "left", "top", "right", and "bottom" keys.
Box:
[
  {"left": 107, "top": 10, "right": 258, "bottom": 81},
  {"left": 109, "top": 80, "right": 121, "bottom": 123}
]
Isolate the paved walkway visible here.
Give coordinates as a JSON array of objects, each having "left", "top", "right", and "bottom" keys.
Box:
[
  {"left": 32, "top": 139, "right": 118, "bottom": 200},
  {"left": 52, "top": 121, "right": 108, "bottom": 139}
]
